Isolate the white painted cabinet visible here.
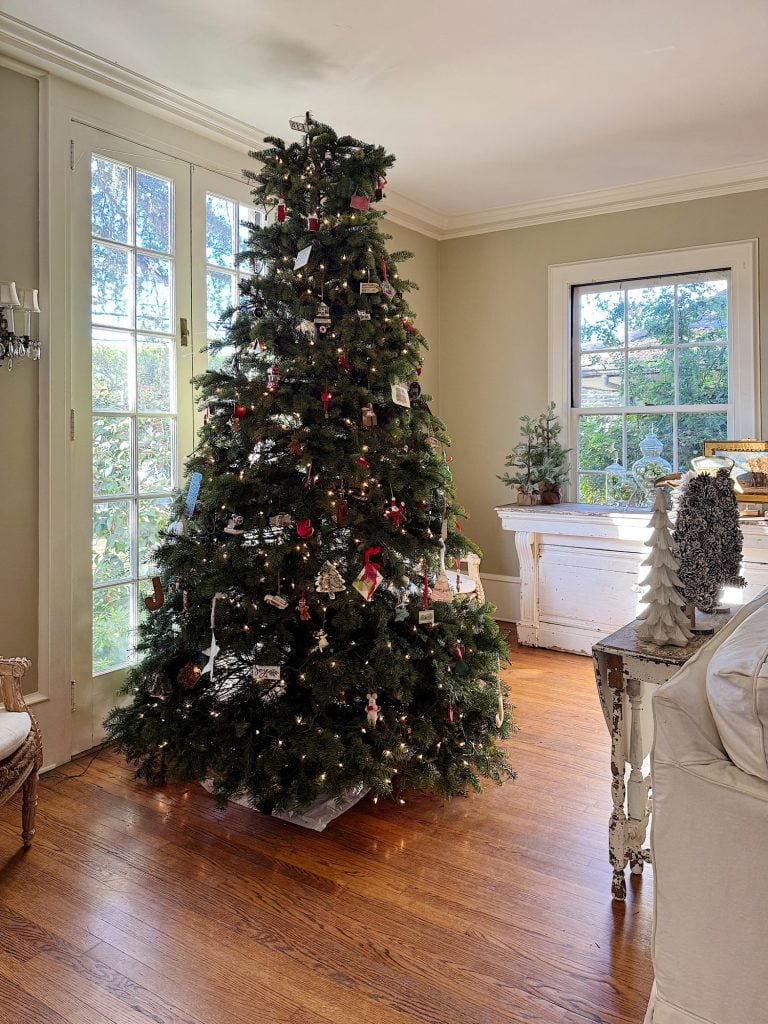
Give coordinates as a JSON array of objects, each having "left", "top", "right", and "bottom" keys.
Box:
[{"left": 496, "top": 503, "right": 768, "bottom": 655}]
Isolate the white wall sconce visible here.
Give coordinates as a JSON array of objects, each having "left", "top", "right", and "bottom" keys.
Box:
[{"left": 0, "top": 281, "right": 41, "bottom": 368}]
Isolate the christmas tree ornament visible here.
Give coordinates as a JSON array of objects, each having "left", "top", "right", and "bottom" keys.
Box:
[
  {"left": 391, "top": 383, "right": 410, "bottom": 408},
  {"left": 314, "top": 628, "right": 330, "bottom": 651},
  {"left": 296, "top": 592, "right": 311, "bottom": 621},
  {"left": 416, "top": 365, "right": 423, "bottom": 376},
  {"left": 265, "top": 593, "right": 289, "bottom": 610},
  {"left": 177, "top": 662, "right": 202, "bottom": 690},
  {"left": 365, "top": 692, "right": 380, "bottom": 727},
  {"left": 224, "top": 514, "right": 245, "bottom": 535},
  {"left": 408, "top": 381, "right": 422, "bottom": 403},
  {"left": 183, "top": 472, "right": 202, "bottom": 517},
  {"left": 350, "top": 193, "right": 370, "bottom": 211},
  {"left": 323, "top": 149, "right": 333, "bottom": 173},
  {"left": 289, "top": 434, "right": 303, "bottom": 456},
  {"left": 337, "top": 352, "right": 352, "bottom": 372},
  {"left": 361, "top": 404, "right": 377, "bottom": 428},
  {"left": 315, "top": 561, "right": 345, "bottom": 599},
  {"left": 144, "top": 576, "right": 165, "bottom": 611},
  {"left": 252, "top": 665, "right": 281, "bottom": 683},
  {"left": 232, "top": 402, "right": 248, "bottom": 421},
  {"left": 276, "top": 196, "right": 286, "bottom": 223},
  {"left": 201, "top": 592, "right": 225, "bottom": 680},
  {"left": 356, "top": 310, "right": 371, "bottom": 321},
  {"left": 336, "top": 487, "right": 348, "bottom": 526},
  {"left": 353, "top": 454, "right": 369, "bottom": 468},
  {"left": 269, "top": 513, "right": 292, "bottom": 528},
  {"left": 419, "top": 569, "right": 435, "bottom": 625},
  {"left": 360, "top": 281, "right": 379, "bottom": 295},
  {"left": 303, "top": 462, "right": 314, "bottom": 490},
  {"left": 447, "top": 702, "right": 454, "bottom": 725},
  {"left": 149, "top": 672, "right": 172, "bottom": 700},
  {"left": 314, "top": 301, "right": 331, "bottom": 334},
  {"left": 394, "top": 594, "right": 409, "bottom": 621},
  {"left": 374, "top": 175, "right": 387, "bottom": 201},
  {"left": 636, "top": 487, "right": 693, "bottom": 648},
  {"left": 307, "top": 210, "right": 319, "bottom": 231},
  {"left": 384, "top": 498, "right": 407, "bottom": 527},
  {"left": 296, "top": 518, "right": 314, "bottom": 539},
  {"left": 321, "top": 388, "right": 332, "bottom": 417},
  {"left": 494, "top": 661, "right": 505, "bottom": 728},
  {"left": 353, "top": 545, "right": 383, "bottom": 601},
  {"left": 294, "top": 244, "right": 312, "bottom": 270},
  {"left": 451, "top": 643, "right": 465, "bottom": 661},
  {"left": 380, "top": 278, "right": 396, "bottom": 301},
  {"left": 267, "top": 366, "right": 280, "bottom": 391}
]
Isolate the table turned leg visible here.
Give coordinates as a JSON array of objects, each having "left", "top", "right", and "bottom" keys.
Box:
[
  {"left": 606, "top": 654, "right": 629, "bottom": 901},
  {"left": 626, "top": 677, "right": 652, "bottom": 874}
]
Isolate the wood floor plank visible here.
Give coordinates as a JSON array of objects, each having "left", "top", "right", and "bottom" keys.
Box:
[{"left": 0, "top": 634, "right": 654, "bottom": 1024}]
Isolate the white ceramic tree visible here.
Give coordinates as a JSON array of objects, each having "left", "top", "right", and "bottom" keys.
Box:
[{"left": 636, "top": 487, "right": 693, "bottom": 648}]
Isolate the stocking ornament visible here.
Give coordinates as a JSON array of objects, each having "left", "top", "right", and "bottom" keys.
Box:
[{"left": 277, "top": 196, "right": 286, "bottom": 223}]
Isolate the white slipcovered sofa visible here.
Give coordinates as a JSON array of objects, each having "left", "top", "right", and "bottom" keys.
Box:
[{"left": 645, "top": 587, "right": 768, "bottom": 1024}]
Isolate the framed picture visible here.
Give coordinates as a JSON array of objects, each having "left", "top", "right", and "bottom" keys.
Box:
[{"left": 703, "top": 439, "right": 768, "bottom": 502}]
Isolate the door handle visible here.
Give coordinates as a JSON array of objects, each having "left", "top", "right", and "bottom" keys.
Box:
[{"left": 180, "top": 317, "right": 190, "bottom": 347}]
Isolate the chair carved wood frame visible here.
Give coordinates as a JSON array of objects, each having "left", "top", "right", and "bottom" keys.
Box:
[{"left": 0, "top": 658, "right": 42, "bottom": 847}]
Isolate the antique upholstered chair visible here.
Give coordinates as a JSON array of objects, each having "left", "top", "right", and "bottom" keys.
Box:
[{"left": 0, "top": 658, "right": 42, "bottom": 847}]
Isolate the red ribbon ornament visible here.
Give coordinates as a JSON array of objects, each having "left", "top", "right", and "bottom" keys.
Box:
[{"left": 321, "top": 388, "right": 331, "bottom": 417}]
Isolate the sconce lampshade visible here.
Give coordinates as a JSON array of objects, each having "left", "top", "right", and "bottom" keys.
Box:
[
  {"left": 0, "top": 281, "right": 20, "bottom": 307},
  {"left": 20, "top": 289, "right": 40, "bottom": 313}
]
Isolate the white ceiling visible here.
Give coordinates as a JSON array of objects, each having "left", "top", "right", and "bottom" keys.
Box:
[{"left": 3, "top": 0, "right": 768, "bottom": 222}]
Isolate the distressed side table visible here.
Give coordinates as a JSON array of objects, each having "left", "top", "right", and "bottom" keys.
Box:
[{"left": 593, "top": 615, "right": 731, "bottom": 901}]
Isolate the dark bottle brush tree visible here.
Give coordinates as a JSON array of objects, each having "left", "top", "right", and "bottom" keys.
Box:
[
  {"left": 106, "top": 115, "right": 514, "bottom": 812},
  {"left": 673, "top": 468, "right": 745, "bottom": 621}
]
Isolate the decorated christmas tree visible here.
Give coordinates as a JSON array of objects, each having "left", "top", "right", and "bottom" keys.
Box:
[
  {"left": 673, "top": 468, "right": 745, "bottom": 619},
  {"left": 636, "top": 487, "right": 692, "bottom": 648},
  {"left": 106, "top": 114, "right": 514, "bottom": 812}
]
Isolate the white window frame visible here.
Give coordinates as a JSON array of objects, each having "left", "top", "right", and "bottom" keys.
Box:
[{"left": 548, "top": 241, "right": 760, "bottom": 499}]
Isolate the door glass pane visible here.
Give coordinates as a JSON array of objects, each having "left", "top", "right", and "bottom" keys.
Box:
[
  {"left": 93, "top": 416, "right": 132, "bottom": 496},
  {"left": 90, "top": 151, "right": 178, "bottom": 675},
  {"left": 136, "top": 253, "right": 172, "bottom": 332},
  {"left": 138, "top": 497, "right": 172, "bottom": 577},
  {"left": 91, "top": 157, "right": 130, "bottom": 244},
  {"left": 92, "top": 329, "right": 133, "bottom": 412},
  {"left": 93, "top": 584, "right": 134, "bottom": 675},
  {"left": 207, "top": 269, "right": 236, "bottom": 338},
  {"left": 206, "top": 194, "right": 236, "bottom": 268},
  {"left": 137, "top": 417, "right": 175, "bottom": 493},
  {"left": 92, "top": 242, "right": 133, "bottom": 327},
  {"left": 93, "top": 500, "right": 133, "bottom": 584},
  {"left": 136, "top": 171, "right": 172, "bottom": 254},
  {"left": 137, "top": 335, "right": 174, "bottom": 412}
]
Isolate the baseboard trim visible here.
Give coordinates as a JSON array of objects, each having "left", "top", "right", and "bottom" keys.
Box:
[{"left": 481, "top": 574, "right": 520, "bottom": 623}]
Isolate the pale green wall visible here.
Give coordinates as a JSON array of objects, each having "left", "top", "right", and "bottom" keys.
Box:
[
  {"left": 0, "top": 66, "right": 39, "bottom": 690},
  {"left": 439, "top": 191, "right": 768, "bottom": 578}
]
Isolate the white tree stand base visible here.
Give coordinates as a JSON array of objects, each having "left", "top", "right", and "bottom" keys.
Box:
[{"left": 201, "top": 779, "right": 368, "bottom": 831}]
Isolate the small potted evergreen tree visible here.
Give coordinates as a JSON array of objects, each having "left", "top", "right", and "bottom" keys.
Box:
[
  {"left": 499, "top": 413, "right": 538, "bottom": 505},
  {"left": 532, "top": 403, "right": 570, "bottom": 505}
]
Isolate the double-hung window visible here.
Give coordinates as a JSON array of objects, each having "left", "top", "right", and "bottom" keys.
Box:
[{"left": 549, "top": 243, "right": 759, "bottom": 504}]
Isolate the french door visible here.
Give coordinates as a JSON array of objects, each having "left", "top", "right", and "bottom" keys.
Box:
[{"left": 71, "top": 124, "right": 256, "bottom": 754}]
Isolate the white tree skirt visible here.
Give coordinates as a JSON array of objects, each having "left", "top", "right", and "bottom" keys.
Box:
[{"left": 201, "top": 779, "right": 368, "bottom": 831}]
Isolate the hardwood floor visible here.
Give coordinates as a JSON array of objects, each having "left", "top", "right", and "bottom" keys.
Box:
[{"left": 0, "top": 635, "right": 653, "bottom": 1024}]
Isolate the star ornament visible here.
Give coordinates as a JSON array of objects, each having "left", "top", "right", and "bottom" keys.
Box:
[{"left": 201, "top": 632, "right": 221, "bottom": 679}]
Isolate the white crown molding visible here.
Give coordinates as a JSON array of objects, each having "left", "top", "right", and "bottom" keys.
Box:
[
  {"left": 2, "top": 13, "right": 768, "bottom": 241},
  {"left": 0, "top": 14, "right": 266, "bottom": 150},
  {"left": 438, "top": 161, "right": 768, "bottom": 239}
]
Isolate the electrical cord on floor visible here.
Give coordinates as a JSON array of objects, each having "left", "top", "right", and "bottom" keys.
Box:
[{"left": 41, "top": 743, "right": 108, "bottom": 785}]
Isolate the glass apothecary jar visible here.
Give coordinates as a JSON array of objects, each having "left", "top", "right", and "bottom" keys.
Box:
[{"left": 631, "top": 430, "right": 672, "bottom": 507}]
